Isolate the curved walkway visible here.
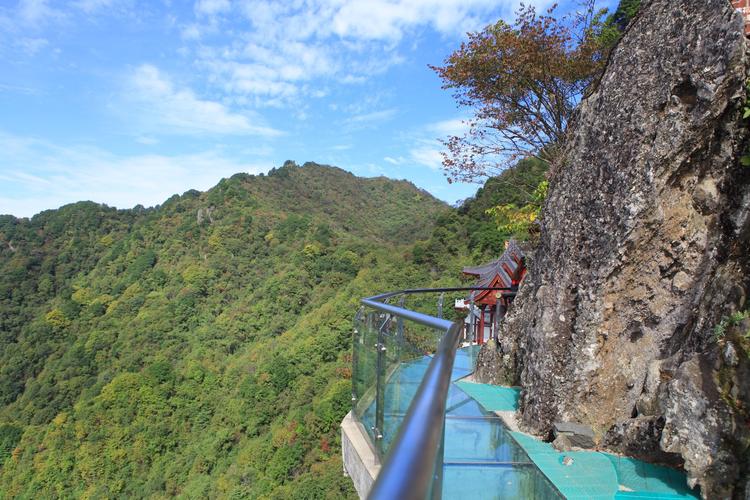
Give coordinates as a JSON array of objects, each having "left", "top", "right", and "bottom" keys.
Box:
[{"left": 363, "top": 345, "right": 700, "bottom": 499}]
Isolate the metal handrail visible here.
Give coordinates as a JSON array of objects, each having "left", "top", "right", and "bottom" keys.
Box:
[
  {"left": 361, "top": 287, "right": 516, "bottom": 330},
  {"left": 360, "top": 286, "right": 513, "bottom": 500}
]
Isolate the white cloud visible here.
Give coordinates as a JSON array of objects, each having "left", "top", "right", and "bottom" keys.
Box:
[
  {"left": 195, "top": 38, "right": 338, "bottom": 106},
  {"left": 345, "top": 108, "right": 397, "bottom": 125},
  {"left": 0, "top": 131, "right": 272, "bottom": 217},
  {"left": 5, "top": 0, "right": 142, "bottom": 29},
  {"left": 0, "top": 83, "right": 39, "bottom": 94},
  {"left": 329, "top": 0, "right": 496, "bottom": 41},
  {"left": 135, "top": 135, "right": 159, "bottom": 145},
  {"left": 409, "top": 144, "right": 443, "bottom": 170},
  {"left": 237, "top": 0, "right": 511, "bottom": 43},
  {"left": 17, "top": 0, "right": 63, "bottom": 26},
  {"left": 180, "top": 23, "right": 204, "bottom": 40},
  {"left": 195, "top": 0, "right": 231, "bottom": 16},
  {"left": 389, "top": 116, "right": 470, "bottom": 171},
  {"left": 14, "top": 37, "right": 48, "bottom": 55},
  {"left": 72, "top": 0, "right": 117, "bottom": 14},
  {"left": 184, "top": 0, "right": 529, "bottom": 108},
  {"left": 125, "top": 64, "right": 281, "bottom": 137},
  {"left": 341, "top": 74, "right": 366, "bottom": 84},
  {"left": 428, "top": 117, "right": 470, "bottom": 137}
]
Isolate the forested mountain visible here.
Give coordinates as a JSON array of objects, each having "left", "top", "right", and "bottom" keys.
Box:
[{"left": 0, "top": 160, "right": 540, "bottom": 498}]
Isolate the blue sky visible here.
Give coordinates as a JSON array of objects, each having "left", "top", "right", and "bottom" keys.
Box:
[{"left": 0, "top": 0, "right": 613, "bottom": 217}]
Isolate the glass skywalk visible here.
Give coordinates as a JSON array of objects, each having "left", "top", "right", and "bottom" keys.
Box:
[
  {"left": 351, "top": 289, "right": 699, "bottom": 499},
  {"left": 353, "top": 305, "right": 562, "bottom": 499}
]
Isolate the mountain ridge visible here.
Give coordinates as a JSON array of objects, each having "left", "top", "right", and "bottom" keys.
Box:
[{"left": 0, "top": 160, "right": 468, "bottom": 498}]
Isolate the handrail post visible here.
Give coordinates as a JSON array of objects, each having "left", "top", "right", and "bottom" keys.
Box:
[
  {"left": 351, "top": 306, "right": 364, "bottom": 409},
  {"left": 397, "top": 297, "right": 406, "bottom": 343}
]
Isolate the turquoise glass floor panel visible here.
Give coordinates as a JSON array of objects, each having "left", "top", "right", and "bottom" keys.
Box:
[
  {"left": 444, "top": 417, "right": 530, "bottom": 464},
  {"left": 445, "top": 385, "right": 486, "bottom": 417},
  {"left": 443, "top": 464, "right": 561, "bottom": 500},
  {"left": 455, "top": 381, "right": 520, "bottom": 411},
  {"left": 604, "top": 454, "right": 699, "bottom": 499}
]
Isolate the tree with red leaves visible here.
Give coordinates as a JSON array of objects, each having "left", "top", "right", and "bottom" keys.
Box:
[{"left": 431, "top": 2, "right": 613, "bottom": 183}]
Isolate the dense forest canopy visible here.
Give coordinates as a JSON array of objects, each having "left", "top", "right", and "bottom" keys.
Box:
[{"left": 0, "top": 160, "right": 545, "bottom": 498}]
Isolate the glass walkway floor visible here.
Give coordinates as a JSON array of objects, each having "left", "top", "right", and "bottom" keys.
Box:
[
  {"left": 360, "top": 346, "right": 563, "bottom": 499},
  {"left": 358, "top": 345, "right": 699, "bottom": 499}
]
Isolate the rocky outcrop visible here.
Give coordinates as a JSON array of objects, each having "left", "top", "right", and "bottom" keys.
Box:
[
  {"left": 474, "top": 338, "right": 517, "bottom": 385},
  {"left": 476, "top": 0, "right": 750, "bottom": 496}
]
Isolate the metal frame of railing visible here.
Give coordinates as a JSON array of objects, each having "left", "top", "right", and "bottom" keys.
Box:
[{"left": 357, "top": 287, "right": 514, "bottom": 500}]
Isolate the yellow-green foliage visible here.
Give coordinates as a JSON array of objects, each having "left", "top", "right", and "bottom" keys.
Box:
[
  {"left": 714, "top": 310, "right": 750, "bottom": 340},
  {"left": 303, "top": 242, "right": 323, "bottom": 258},
  {"left": 44, "top": 308, "right": 70, "bottom": 330},
  {"left": 486, "top": 177, "right": 548, "bottom": 239},
  {"left": 71, "top": 287, "right": 94, "bottom": 306}
]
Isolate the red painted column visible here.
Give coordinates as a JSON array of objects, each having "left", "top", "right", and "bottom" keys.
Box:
[
  {"left": 489, "top": 309, "right": 494, "bottom": 342},
  {"left": 478, "top": 307, "right": 485, "bottom": 345},
  {"left": 733, "top": 0, "right": 750, "bottom": 35}
]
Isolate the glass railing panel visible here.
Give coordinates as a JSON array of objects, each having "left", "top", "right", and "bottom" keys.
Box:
[
  {"left": 354, "top": 294, "right": 449, "bottom": 459},
  {"left": 401, "top": 319, "right": 442, "bottom": 359},
  {"left": 379, "top": 320, "right": 442, "bottom": 457},
  {"left": 452, "top": 344, "right": 481, "bottom": 378},
  {"left": 352, "top": 310, "right": 379, "bottom": 441}
]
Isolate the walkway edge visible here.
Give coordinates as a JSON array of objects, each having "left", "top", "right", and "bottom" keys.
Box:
[{"left": 341, "top": 411, "right": 381, "bottom": 499}]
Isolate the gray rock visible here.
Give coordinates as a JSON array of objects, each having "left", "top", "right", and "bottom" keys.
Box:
[
  {"left": 553, "top": 421, "right": 595, "bottom": 449},
  {"left": 196, "top": 206, "right": 215, "bottom": 225},
  {"left": 602, "top": 415, "right": 683, "bottom": 467},
  {"left": 658, "top": 355, "right": 742, "bottom": 495},
  {"left": 636, "top": 359, "right": 664, "bottom": 416},
  {"left": 723, "top": 341, "right": 739, "bottom": 367},
  {"left": 474, "top": 0, "right": 750, "bottom": 496},
  {"left": 552, "top": 433, "right": 573, "bottom": 452},
  {"left": 474, "top": 337, "right": 518, "bottom": 385},
  {"left": 553, "top": 421, "right": 594, "bottom": 437}
]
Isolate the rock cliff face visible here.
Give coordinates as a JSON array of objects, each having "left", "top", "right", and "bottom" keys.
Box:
[{"left": 476, "top": 0, "right": 750, "bottom": 497}]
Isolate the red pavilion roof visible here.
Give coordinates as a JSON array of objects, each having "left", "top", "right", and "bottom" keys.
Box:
[{"left": 462, "top": 240, "right": 526, "bottom": 305}]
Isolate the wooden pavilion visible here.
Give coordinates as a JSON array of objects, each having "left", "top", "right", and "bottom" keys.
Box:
[{"left": 457, "top": 240, "right": 526, "bottom": 344}]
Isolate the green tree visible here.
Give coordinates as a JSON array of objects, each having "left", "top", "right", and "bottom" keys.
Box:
[
  {"left": 609, "top": 0, "right": 641, "bottom": 31},
  {"left": 486, "top": 179, "right": 548, "bottom": 240},
  {"left": 431, "top": 1, "right": 612, "bottom": 182},
  {"left": 0, "top": 424, "right": 22, "bottom": 461}
]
